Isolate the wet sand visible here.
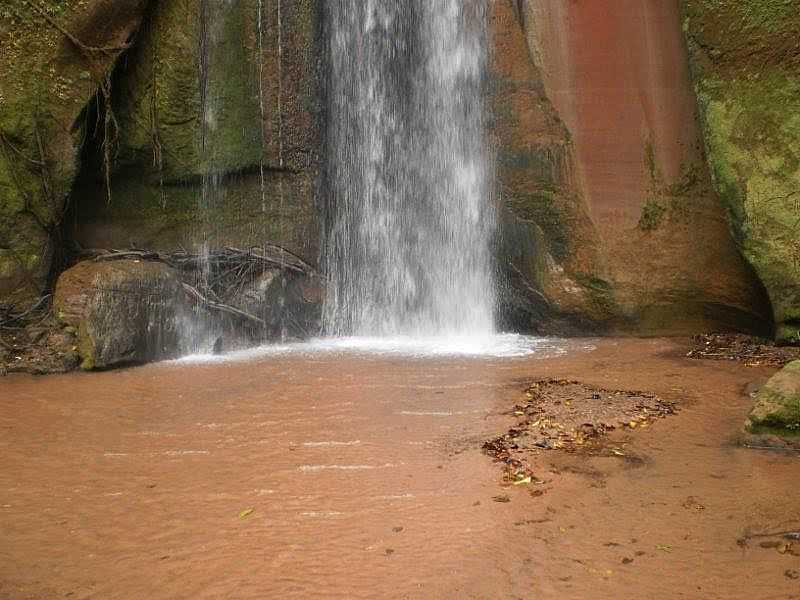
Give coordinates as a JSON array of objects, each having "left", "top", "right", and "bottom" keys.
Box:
[{"left": 1, "top": 338, "right": 798, "bottom": 599}]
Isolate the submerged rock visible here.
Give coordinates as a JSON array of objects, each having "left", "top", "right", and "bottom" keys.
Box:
[
  {"left": 53, "top": 260, "right": 189, "bottom": 370},
  {"left": 746, "top": 361, "right": 800, "bottom": 436}
]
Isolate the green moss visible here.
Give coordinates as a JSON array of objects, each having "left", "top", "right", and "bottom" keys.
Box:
[
  {"left": 777, "top": 323, "right": 800, "bottom": 345},
  {"left": 746, "top": 361, "right": 800, "bottom": 435},
  {"left": 77, "top": 320, "right": 96, "bottom": 371},
  {"left": 0, "top": 0, "right": 138, "bottom": 304},
  {"left": 727, "top": 0, "right": 798, "bottom": 35},
  {"left": 504, "top": 189, "right": 570, "bottom": 261},
  {"left": 499, "top": 149, "right": 562, "bottom": 188},
  {"left": 72, "top": 166, "right": 319, "bottom": 260},
  {"left": 638, "top": 198, "right": 667, "bottom": 231},
  {"left": 698, "top": 72, "right": 800, "bottom": 339},
  {"left": 684, "top": 0, "right": 800, "bottom": 342},
  {"left": 114, "top": 0, "right": 262, "bottom": 181},
  {"left": 573, "top": 273, "right": 616, "bottom": 315},
  {"left": 644, "top": 140, "right": 658, "bottom": 182}
]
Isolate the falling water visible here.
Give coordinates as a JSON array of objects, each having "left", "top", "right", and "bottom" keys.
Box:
[
  {"left": 323, "top": 0, "right": 496, "bottom": 338},
  {"left": 184, "top": 0, "right": 235, "bottom": 353}
]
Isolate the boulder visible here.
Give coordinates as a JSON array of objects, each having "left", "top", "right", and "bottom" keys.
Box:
[
  {"left": 223, "top": 269, "right": 324, "bottom": 340},
  {"left": 683, "top": 0, "right": 800, "bottom": 343},
  {"left": 53, "top": 260, "right": 190, "bottom": 369},
  {"left": 746, "top": 360, "right": 800, "bottom": 436}
]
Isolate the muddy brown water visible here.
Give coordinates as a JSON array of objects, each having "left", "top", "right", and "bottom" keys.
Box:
[{"left": 1, "top": 339, "right": 798, "bottom": 599}]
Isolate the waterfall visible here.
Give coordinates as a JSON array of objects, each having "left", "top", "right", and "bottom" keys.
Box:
[{"left": 323, "top": 0, "right": 496, "bottom": 338}]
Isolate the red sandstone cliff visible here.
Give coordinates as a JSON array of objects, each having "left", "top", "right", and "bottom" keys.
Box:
[{"left": 493, "top": 0, "right": 771, "bottom": 335}]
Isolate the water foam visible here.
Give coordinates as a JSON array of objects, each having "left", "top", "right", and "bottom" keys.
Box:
[{"left": 175, "top": 334, "right": 574, "bottom": 364}]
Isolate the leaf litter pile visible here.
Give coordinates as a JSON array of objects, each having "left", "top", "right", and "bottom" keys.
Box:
[
  {"left": 483, "top": 379, "right": 675, "bottom": 488},
  {"left": 686, "top": 333, "right": 800, "bottom": 367}
]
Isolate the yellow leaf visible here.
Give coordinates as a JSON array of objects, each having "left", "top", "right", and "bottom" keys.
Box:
[
  {"left": 238, "top": 508, "right": 255, "bottom": 519},
  {"left": 513, "top": 476, "right": 532, "bottom": 486}
]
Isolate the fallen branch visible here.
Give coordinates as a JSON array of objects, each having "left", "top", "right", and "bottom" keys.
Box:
[
  {"left": 0, "top": 294, "right": 51, "bottom": 328},
  {"left": 740, "top": 528, "right": 800, "bottom": 541},
  {"left": 92, "top": 249, "right": 165, "bottom": 263},
  {"left": 181, "top": 282, "right": 265, "bottom": 327},
  {"left": 91, "top": 246, "right": 317, "bottom": 277}
]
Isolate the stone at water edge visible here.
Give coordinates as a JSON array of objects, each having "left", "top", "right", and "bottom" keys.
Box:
[
  {"left": 745, "top": 360, "right": 800, "bottom": 437},
  {"left": 53, "top": 261, "right": 190, "bottom": 370}
]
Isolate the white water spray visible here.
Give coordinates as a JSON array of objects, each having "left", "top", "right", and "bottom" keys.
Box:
[{"left": 323, "top": 0, "right": 496, "bottom": 338}]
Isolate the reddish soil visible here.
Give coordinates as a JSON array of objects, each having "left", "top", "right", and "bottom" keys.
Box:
[{"left": 1, "top": 338, "right": 799, "bottom": 599}]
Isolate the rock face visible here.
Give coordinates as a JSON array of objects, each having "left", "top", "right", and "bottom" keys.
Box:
[
  {"left": 0, "top": 0, "right": 148, "bottom": 306},
  {"left": 682, "top": 0, "right": 800, "bottom": 344},
  {"left": 68, "top": 0, "right": 322, "bottom": 264},
  {"left": 54, "top": 260, "right": 190, "bottom": 369},
  {"left": 2, "top": 0, "right": 798, "bottom": 356},
  {"left": 746, "top": 360, "right": 800, "bottom": 436},
  {"left": 491, "top": 0, "right": 772, "bottom": 335}
]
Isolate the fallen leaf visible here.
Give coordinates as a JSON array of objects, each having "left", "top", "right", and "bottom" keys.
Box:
[
  {"left": 777, "top": 542, "right": 794, "bottom": 555},
  {"left": 655, "top": 544, "right": 672, "bottom": 552},
  {"left": 513, "top": 476, "right": 532, "bottom": 486},
  {"left": 238, "top": 508, "right": 255, "bottom": 519}
]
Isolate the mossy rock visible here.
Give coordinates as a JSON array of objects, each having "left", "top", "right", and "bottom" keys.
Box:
[
  {"left": 746, "top": 360, "right": 800, "bottom": 436},
  {"left": 113, "top": 0, "right": 262, "bottom": 181},
  {"left": 70, "top": 166, "right": 320, "bottom": 262},
  {"left": 112, "top": 0, "right": 319, "bottom": 182},
  {"left": 683, "top": 0, "right": 800, "bottom": 343},
  {"left": 0, "top": 0, "right": 147, "bottom": 305},
  {"left": 53, "top": 260, "right": 190, "bottom": 370}
]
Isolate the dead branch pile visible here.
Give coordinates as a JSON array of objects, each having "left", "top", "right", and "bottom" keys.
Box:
[
  {"left": 88, "top": 245, "right": 315, "bottom": 276},
  {"left": 687, "top": 333, "right": 800, "bottom": 367},
  {"left": 0, "top": 295, "right": 51, "bottom": 330},
  {"left": 84, "top": 246, "right": 317, "bottom": 328}
]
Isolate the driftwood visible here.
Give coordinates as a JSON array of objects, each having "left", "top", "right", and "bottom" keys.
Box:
[
  {"left": 84, "top": 245, "right": 318, "bottom": 332},
  {"left": 181, "top": 283, "right": 265, "bottom": 327},
  {"left": 91, "top": 245, "right": 316, "bottom": 277},
  {"left": 0, "top": 294, "right": 51, "bottom": 329}
]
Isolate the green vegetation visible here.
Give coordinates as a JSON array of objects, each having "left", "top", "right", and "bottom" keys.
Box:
[{"left": 684, "top": 0, "right": 800, "bottom": 342}]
